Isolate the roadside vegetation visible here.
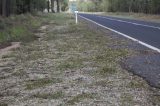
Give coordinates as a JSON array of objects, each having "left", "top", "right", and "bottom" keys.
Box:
[
  {"left": 0, "top": 13, "right": 159, "bottom": 105},
  {"left": 0, "top": 0, "right": 68, "bottom": 49},
  {"left": 101, "top": 12, "right": 160, "bottom": 23},
  {"left": 78, "top": 0, "right": 160, "bottom": 14},
  {"left": 77, "top": 0, "right": 160, "bottom": 23},
  {"left": 0, "top": 0, "right": 68, "bottom": 17},
  {"left": 0, "top": 0, "right": 159, "bottom": 105},
  {"left": 0, "top": 13, "right": 45, "bottom": 48}
]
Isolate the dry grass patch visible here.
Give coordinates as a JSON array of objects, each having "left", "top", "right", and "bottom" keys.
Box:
[
  {"left": 94, "top": 80, "right": 114, "bottom": 87},
  {"left": 103, "top": 12, "right": 160, "bottom": 23},
  {"left": 120, "top": 93, "right": 134, "bottom": 106},
  {"left": 127, "top": 79, "right": 146, "bottom": 88},
  {"left": 33, "top": 91, "right": 64, "bottom": 99},
  {"left": 0, "top": 103, "right": 8, "bottom": 106},
  {"left": 25, "top": 78, "right": 62, "bottom": 90},
  {"left": 67, "top": 93, "right": 95, "bottom": 105}
]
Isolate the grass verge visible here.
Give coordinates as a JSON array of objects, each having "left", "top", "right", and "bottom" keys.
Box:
[
  {"left": 0, "top": 13, "right": 159, "bottom": 105},
  {"left": 25, "top": 78, "right": 62, "bottom": 90},
  {"left": 102, "top": 12, "right": 160, "bottom": 23},
  {"left": 33, "top": 91, "right": 64, "bottom": 99},
  {"left": 67, "top": 93, "right": 95, "bottom": 105},
  {"left": 0, "top": 13, "right": 45, "bottom": 48}
]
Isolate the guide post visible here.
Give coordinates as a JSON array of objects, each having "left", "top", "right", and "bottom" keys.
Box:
[{"left": 75, "top": 11, "right": 78, "bottom": 24}]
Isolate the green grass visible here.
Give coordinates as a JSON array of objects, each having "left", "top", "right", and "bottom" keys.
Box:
[
  {"left": 96, "top": 65, "right": 117, "bottom": 77},
  {"left": 38, "top": 13, "right": 74, "bottom": 25},
  {"left": 0, "top": 13, "right": 44, "bottom": 45},
  {"left": 25, "top": 78, "right": 62, "bottom": 90},
  {"left": 127, "top": 80, "right": 146, "bottom": 88},
  {"left": 67, "top": 93, "right": 95, "bottom": 105},
  {"left": 94, "top": 80, "right": 113, "bottom": 87},
  {"left": 9, "top": 26, "right": 30, "bottom": 42},
  {"left": 33, "top": 91, "right": 64, "bottom": 99},
  {"left": 151, "top": 94, "right": 160, "bottom": 106},
  {"left": 25, "top": 51, "right": 45, "bottom": 61},
  {"left": 0, "top": 76, "right": 8, "bottom": 80},
  {"left": 30, "top": 19, "right": 41, "bottom": 28},
  {"left": 0, "top": 13, "right": 75, "bottom": 45},
  {"left": 120, "top": 93, "right": 134, "bottom": 106},
  {"left": 56, "top": 57, "right": 85, "bottom": 71},
  {"left": 0, "top": 103, "right": 8, "bottom": 106},
  {"left": 12, "top": 69, "right": 27, "bottom": 77},
  {"left": 103, "top": 12, "right": 160, "bottom": 23},
  {"left": 94, "top": 49, "right": 129, "bottom": 63},
  {"left": 0, "top": 32, "right": 9, "bottom": 43}
]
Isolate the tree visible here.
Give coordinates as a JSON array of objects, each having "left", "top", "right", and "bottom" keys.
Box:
[
  {"left": 77, "top": 0, "right": 160, "bottom": 14},
  {"left": 47, "top": 0, "right": 50, "bottom": 12},
  {"left": 0, "top": 0, "right": 3, "bottom": 15},
  {"left": 2, "top": 0, "right": 6, "bottom": 16},
  {"left": 0, "top": 0, "right": 68, "bottom": 16},
  {"left": 61, "top": 0, "right": 68, "bottom": 11},
  {"left": 56, "top": 0, "right": 60, "bottom": 12},
  {"left": 0, "top": 0, "right": 47, "bottom": 16},
  {"left": 1, "top": 0, "right": 11, "bottom": 17},
  {"left": 51, "top": 0, "right": 55, "bottom": 13}
]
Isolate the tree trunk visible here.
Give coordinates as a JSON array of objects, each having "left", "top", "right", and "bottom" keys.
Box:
[
  {"left": 47, "top": 0, "right": 50, "bottom": 12},
  {"left": 51, "top": 0, "right": 55, "bottom": 13},
  {"left": 6, "top": 0, "right": 11, "bottom": 16},
  {"left": 0, "top": 0, "right": 2, "bottom": 15},
  {"left": 56, "top": 0, "right": 60, "bottom": 12},
  {"left": 2, "top": 0, "right": 7, "bottom": 16},
  {"left": 26, "top": 0, "right": 31, "bottom": 12}
]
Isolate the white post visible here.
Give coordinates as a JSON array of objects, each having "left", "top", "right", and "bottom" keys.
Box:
[
  {"left": 75, "top": 11, "right": 78, "bottom": 24},
  {"left": 76, "top": 13, "right": 78, "bottom": 24}
]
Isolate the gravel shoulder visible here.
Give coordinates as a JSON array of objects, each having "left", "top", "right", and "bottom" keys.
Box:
[{"left": 0, "top": 13, "right": 159, "bottom": 106}]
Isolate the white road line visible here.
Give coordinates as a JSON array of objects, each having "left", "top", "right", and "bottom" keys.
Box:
[
  {"left": 79, "top": 15, "right": 160, "bottom": 53},
  {"left": 97, "top": 16, "right": 160, "bottom": 30}
]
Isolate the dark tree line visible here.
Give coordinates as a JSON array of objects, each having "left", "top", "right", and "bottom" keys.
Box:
[
  {"left": 104, "top": 0, "right": 160, "bottom": 14},
  {"left": 49, "top": 0, "right": 60, "bottom": 13},
  {"left": 50, "top": 0, "right": 68, "bottom": 13},
  {"left": 0, "top": 0, "right": 47, "bottom": 17},
  {"left": 0, "top": 0, "right": 11, "bottom": 17},
  {"left": 0, "top": 0, "right": 68, "bottom": 17}
]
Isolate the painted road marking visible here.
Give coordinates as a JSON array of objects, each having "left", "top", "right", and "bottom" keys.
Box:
[
  {"left": 97, "top": 16, "right": 160, "bottom": 30},
  {"left": 79, "top": 15, "right": 160, "bottom": 53}
]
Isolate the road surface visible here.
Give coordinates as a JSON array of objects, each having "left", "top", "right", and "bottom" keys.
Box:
[
  {"left": 79, "top": 13, "right": 160, "bottom": 88},
  {"left": 79, "top": 13, "right": 160, "bottom": 52}
]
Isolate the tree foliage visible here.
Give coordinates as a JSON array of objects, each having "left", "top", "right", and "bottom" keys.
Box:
[
  {"left": 78, "top": 0, "right": 160, "bottom": 14},
  {"left": 61, "top": 0, "right": 68, "bottom": 11},
  {"left": 0, "top": 0, "right": 47, "bottom": 17},
  {"left": 0, "top": 0, "right": 68, "bottom": 17},
  {"left": 77, "top": 0, "right": 102, "bottom": 12}
]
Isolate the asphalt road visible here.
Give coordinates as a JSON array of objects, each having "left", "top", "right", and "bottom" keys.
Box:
[
  {"left": 79, "top": 13, "right": 160, "bottom": 52},
  {"left": 79, "top": 13, "right": 160, "bottom": 88}
]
